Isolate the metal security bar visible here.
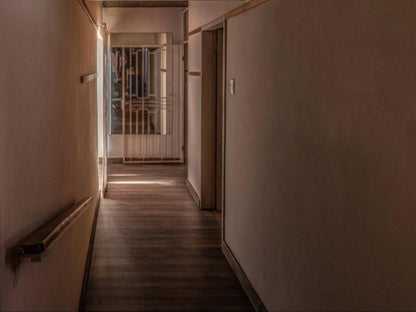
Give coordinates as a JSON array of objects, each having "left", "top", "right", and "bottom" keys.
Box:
[{"left": 115, "top": 44, "right": 183, "bottom": 163}]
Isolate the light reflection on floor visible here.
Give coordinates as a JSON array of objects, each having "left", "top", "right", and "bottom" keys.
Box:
[{"left": 107, "top": 180, "right": 175, "bottom": 186}]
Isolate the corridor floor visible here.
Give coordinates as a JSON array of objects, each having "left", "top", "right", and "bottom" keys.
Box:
[{"left": 84, "top": 164, "right": 254, "bottom": 311}]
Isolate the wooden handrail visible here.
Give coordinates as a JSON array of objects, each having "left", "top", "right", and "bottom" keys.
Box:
[
  {"left": 81, "top": 73, "right": 98, "bottom": 84},
  {"left": 16, "top": 197, "right": 92, "bottom": 262}
]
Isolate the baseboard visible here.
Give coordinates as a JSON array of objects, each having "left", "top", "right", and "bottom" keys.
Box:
[
  {"left": 107, "top": 157, "right": 123, "bottom": 164},
  {"left": 78, "top": 196, "right": 101, "bottom": 311},
  {"left": 186, "top": 179, "right": 201, "bottom": 208},
  {"left": 107, "top": 157, "right": 184, "bottom": 164},
  {"left": 222, "top": 241, "right": 267, "bottom": 312}
]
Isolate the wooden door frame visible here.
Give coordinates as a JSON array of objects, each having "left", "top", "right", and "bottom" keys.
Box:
[
  {"left": 215, "top": 27, "right": 224, "bottom": 213},
  {"left": 200, "top": 18, "right": 227, "bottom": 241},
  {"left": 102, "top": 27, "right": 109, "bottom": 196},
  {"left": 201, "top": 30, "right": 217, "bottom": 210}
]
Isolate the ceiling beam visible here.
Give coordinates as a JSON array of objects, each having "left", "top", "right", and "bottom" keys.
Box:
[{"left": 102, "top": 1, "right": 188, "bottom": 7}]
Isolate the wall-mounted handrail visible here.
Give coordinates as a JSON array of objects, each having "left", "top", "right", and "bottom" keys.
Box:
[
  {"left": 15, "top": 197, "right": 92, "bottom": 262},
  {"left": 81, "top": 73, "right": 98, "bottom": 84}
]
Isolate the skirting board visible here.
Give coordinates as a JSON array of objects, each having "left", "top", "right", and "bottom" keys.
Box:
[
  {"left": 78, "top": 196, "right": 101, "bottom": 311},
  {"left": 222, "top": 241, "right": 267, "bottom": 312},
  {"left": 186, "top": 179, "right": 201, "bottom": 208},
  {"left": 107, "top": 157, "right": 123, "bottom": 164}
]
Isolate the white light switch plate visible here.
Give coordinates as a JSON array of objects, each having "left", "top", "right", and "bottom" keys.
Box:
[{"left": 230, "top": 78, "right": 235, "bottom": 95}]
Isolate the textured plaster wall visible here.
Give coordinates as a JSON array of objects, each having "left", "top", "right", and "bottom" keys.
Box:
[
  {"left": 225, "top": 0, "right": 416, "bottom": 310},
  {"left": 0, "top": 0, "right": 99, "bottom": 310}
]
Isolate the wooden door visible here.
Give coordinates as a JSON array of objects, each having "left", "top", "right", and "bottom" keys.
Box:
[
  {"left": 201, "top": 27, "right": 224, "bottom": 211},
  {"left": 215, "top": 28, "right": 224, "bottom": 211}
]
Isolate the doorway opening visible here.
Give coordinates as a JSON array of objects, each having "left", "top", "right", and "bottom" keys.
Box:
[
  {"left": 97, "top": 30, "right": 104, "bottom": 192},
  {"left": 201, "top": 25, "right": 224, "bottom": 219},
  {"left": 108, "top": 33, "right": 183, "bottom": 163}
]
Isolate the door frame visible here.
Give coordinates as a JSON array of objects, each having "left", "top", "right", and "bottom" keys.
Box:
[
  {"left": 200, "top": 17, "right": 227, "bottom": 241},
  {"left": 102, "top": 27, "right": 109, "bottom": 196},
  {"left": 97, "top": 26, "right": 109, "bottom": 196}
]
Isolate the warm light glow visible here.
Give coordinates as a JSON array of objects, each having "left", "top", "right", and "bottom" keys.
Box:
[
  {"left": 97, "top": 30, "right": 103, "bottom": 40},
  {"left": 108, "top": 174, "right": 146, "bottom": 177},
  {"left": 108, "top": 180, "right": 175, "bottom": 186}
]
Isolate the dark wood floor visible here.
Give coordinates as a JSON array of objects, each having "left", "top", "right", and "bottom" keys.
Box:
[{"left": 84, "top": 164, "right": 253, "bottom": 311}]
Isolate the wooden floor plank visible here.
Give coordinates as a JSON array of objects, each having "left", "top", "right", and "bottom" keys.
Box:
[{"left": 84, "top": 164, "right": 253, "bottom": 311}]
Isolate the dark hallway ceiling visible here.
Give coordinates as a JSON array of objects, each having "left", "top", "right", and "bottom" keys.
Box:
[{"left": 102, "top": 0, "right": 188, "bottom": 7}]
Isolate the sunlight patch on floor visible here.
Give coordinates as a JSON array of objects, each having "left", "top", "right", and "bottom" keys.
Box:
[{"left": 107, "top": 180, "right": 175, "bottom": 186}]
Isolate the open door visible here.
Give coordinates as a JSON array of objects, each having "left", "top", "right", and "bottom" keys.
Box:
[
  {"left": 201, "top": 26, "right": 224, "bottom": 211},
  {"left": 215, "top": 28, "right": 223, "bottom": 212}
]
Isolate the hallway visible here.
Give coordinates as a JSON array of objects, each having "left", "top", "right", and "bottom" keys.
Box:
[
  {"left": 84, "top": 164, "right": 253, "bottom": 311},
  {"left": 5, "top": 1, "right": 416, "bottom": 311}
]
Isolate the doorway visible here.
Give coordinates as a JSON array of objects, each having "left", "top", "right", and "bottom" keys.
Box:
[
  {"left": 110, "top": 45, "right": 183, "bottom": 163},
  {"left": 201, "top": 26, "right": 224, "bottom": 214},
  {"left": 97, "top": 30, "right": 105, "bottom": 193},
  {"left": 108, "top": 34, "right": 183, "bottom": 163}
]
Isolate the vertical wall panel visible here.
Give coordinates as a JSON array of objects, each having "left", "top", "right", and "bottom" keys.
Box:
[
  {"left": 0, "top": 0, "right": 99, "bottom": 310},
  {"left": 225, "top": 0, "right": 416, "bottom": 310}
]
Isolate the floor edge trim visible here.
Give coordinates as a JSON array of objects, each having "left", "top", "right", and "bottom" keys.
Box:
[
  {"left": 222, "top": 241, "right": 268, "bottom": 312},
  {"left": 78, "top": 196, "right": 101, "bottom": 311},
  {"left": 186, "top": 179, "right": 201, "bottom": 208}
]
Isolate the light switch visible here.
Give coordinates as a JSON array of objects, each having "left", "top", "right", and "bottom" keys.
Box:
[{"left": 230, "top": 78, "right": 235, "bottom": 95}]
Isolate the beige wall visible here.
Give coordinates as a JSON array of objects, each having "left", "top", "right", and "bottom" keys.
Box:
[
  {"left": 187, "top": 32, "right": 202, "bottom": 196},
  {"left": 0, "top": 0, "right": 99, "bottom": 310},
  {"left": 86, "top": 0, "right": 103, "bottom": 26},
  {"left": 188, "top": 0, "right": 244, "bottom": 30},
  {"left": 225, "top": 0, "right": 416, "bottom": 310},
  {"left": 187, "top": 0, "right": 242, "bottom": 197},
  {"left": 103, "top": 7, "right": 184, "bottom": 44}
]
